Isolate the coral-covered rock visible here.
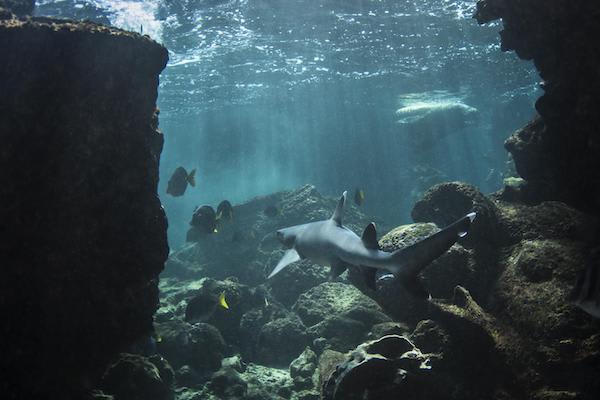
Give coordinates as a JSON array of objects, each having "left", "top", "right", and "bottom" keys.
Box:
[{"left": 0, "top": 16, "right": 168, "bottom": 397}]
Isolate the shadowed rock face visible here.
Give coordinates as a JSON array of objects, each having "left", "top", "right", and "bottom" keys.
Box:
[
  {"left": 475, "top": 0, "right": 600, "bottom": 212},
  {"left": 0, "top": 0, "right": 35, "bottom": 16},
  {"left": 0, "top": 17, "right": 168, "bottom": 397}
]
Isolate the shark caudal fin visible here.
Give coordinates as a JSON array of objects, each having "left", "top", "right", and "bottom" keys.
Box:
[{"left": 392, "top": 212, "right": 476, "bottom": 298}]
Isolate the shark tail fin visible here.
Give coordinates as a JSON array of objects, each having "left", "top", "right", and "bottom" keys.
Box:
[{"left": 391, "top": 212, "right": 476, "bottom": 299}]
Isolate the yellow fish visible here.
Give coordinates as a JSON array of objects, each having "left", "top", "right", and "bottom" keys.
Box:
[{"left": 218, "top": 292, "right": 229, "bottom": 309}]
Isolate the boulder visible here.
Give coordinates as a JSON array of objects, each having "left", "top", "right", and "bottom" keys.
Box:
[
  {"left": 155, "top": 321, "right": 225, "bottom": 379},
  {"left": 321, "top": 335, "right": 436, "bottom": 400},
  {"left": 100, "top": 353, "right": 173, "bottom": 400},
  {"left": 255, "top": 315, "right": 309, "bottom": 367}
]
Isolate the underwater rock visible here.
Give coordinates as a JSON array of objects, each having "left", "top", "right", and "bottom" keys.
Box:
[
  {"left": 100, "top": 353, "right": 174, "bottom": 400},
  {"left": 208, "top": 366, "right": 248, "bottom": 398},
  {"left": 493, "top": 199, "right": 596, "bottom": 245},
  {"left": 0, "top": 16, "right": 168, "bottom": 397},
  {"left": 475, "top": 0, "right": 600, "bottom": 212},
  {"left": 411, "top": 181, "right": 499, "bottom": 248},
  {"left": 293, "top": 282, "right": 385, "bottom": 327},
  {"left": 240, "top": 363, "right": 294, "bottom": 400},
  {"left": 293, "top": 282, "right": 391, "bottom": 352},
  {"left": 255, "top": 315, "right": 310, "bottom": 367},
  {"left": 155, "top": 320, "right": 225, "bottom": 381},
  {"left": 321, "top": 335, "right": 436, "bottom": 400},
  {"left": 289, "top": 347, "right": 318, "bottom": 390},
  {"left": 491, "top": 238, "right": 600, "bottom": 394},
  {"left": 316, "top": 350, "right": 347, "bottom": 390},
  {"left": 427, "top": 286, "right": 519, "bottom": 399}
]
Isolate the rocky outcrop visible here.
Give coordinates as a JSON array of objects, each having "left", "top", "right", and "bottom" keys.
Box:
[
  {"left": 475, "top": 0, "right": 600, "bottom": 212},
  {"left": 0, "top": 17, "right": 168, "bottom": 397},
  {"left": 100, "top": 353, "right": 174, "bottom": 400},
  {"left": 321, "top": 335, "right": 435, "bottom": 400}
]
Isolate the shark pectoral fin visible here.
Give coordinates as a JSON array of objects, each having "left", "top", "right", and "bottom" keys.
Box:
[
  {"left": 331, "top": 191, "right": 347, "bottom": 226},
  {"left": 361, "top": 223, "right": 380, "bottom": 250},
  {"left": 268, "top": 248, "right": 301, "bottom": 279},
  {"left": 360, "top": 266, "right": 377, "bottom": 290},
  {"left": 329, "top": 261, "right": 347, "bottom": 280},
  {"left": 392, "top": 212, "right": 476, "bottom": 278}
]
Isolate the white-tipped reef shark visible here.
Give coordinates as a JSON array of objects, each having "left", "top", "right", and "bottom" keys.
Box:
[{"left": 268, "top": 191, "right": 476, "bottom": 298}]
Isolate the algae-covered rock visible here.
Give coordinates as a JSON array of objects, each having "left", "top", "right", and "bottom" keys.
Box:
[
  {"left": 256, "top": 315, "right": 310, "bottom": 367},
  {"left": 290, "top": 347, "right": 318, "bottom": 390},
  {"left": 241, "top": 363, "right": 294, "bottom": 400},
  {"left": 293, "top": 282, "right": 391, "bottom": 352},
  {"left": 293, "top": 282, "right": 384, "bottom": 327}
]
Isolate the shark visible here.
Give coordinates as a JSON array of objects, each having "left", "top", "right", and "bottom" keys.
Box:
[{"left": 267, "top": 191, "right": 476, "bottom": 297}]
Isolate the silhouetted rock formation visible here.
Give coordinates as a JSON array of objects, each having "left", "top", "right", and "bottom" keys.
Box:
[
  {"left": 0, "top": 17, "right": 168, "bottom": 398},
  {"left": 0, "top": 0, "right": 34, "bottom": 17},
  {"left": 475, "top": 0, "right": 600, "bottom": 213}
]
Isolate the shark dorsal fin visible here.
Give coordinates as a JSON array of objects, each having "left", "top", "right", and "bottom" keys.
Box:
[
  {"left": 331, "top": 191, "right": 347, "bottom": 226},
  {"left": 361, "top": 222, "right": 380, "bottom": 250}
]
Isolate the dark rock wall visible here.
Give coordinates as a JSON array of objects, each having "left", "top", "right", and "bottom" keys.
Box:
[
  {"left": 0, "top": 17, "right": 168, "bottom": 398},
  {"left": 475, "top": 0, "right": 600, "bottom": 212}
]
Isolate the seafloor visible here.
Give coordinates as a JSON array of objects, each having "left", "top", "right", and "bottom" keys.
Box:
[{"left": 1, "top": 0, "right": 600, "bottom": 399}]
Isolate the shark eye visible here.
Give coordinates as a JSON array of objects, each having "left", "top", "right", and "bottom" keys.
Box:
[{"left": 276, "top": 231, "right": 284, "bottom": 241}]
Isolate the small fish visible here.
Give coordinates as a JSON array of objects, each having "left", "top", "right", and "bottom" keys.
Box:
[
  {"left": 166, "top": 167, "right": 196, "bottom": 197},
  {"left": 217, "top": 200, "right": 234, "bottom": 221},
  {"left": 354, "top": 188, "right": 365, "bottom": 206},
  {"left": 218, "top": 292, "right": 229, "bottom": 309},
  {"left": 570, "top": 256, "right": 600, "bottom": 318},
  {"left": 185, "top": 291, "right": 230, "bottom": 323},
  {"left": 264, "top": 205, "right": 280, "bottom": 218},
  {"left": 190, "top": 205, "right": 217, "bottom": 234}
]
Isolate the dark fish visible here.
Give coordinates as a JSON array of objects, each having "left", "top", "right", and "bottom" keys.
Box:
[
  {"left": 190, "top": 205, "right": 217, "bottom": 234},
  {"left": 354, "top": 188, "right": 365, "bottom": 206},
  {"left": 185, "top": 291, "right": 229, "bottom": 323},
  {"left": 166, "top": 167, "right": 196, "bottom": 197},
  {"left": 217, "top": 200, "right": 234, "bottom": 221},
  {"left": 570, "top": 255, "right": 600, "bottom": 318},
  {"left": 264, "top": 205, "right": 280, "bottom": 218}
]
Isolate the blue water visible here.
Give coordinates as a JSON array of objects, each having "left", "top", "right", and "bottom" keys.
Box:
[{"left": 36, "top": 0, "right": 540, "bottom": 247}]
